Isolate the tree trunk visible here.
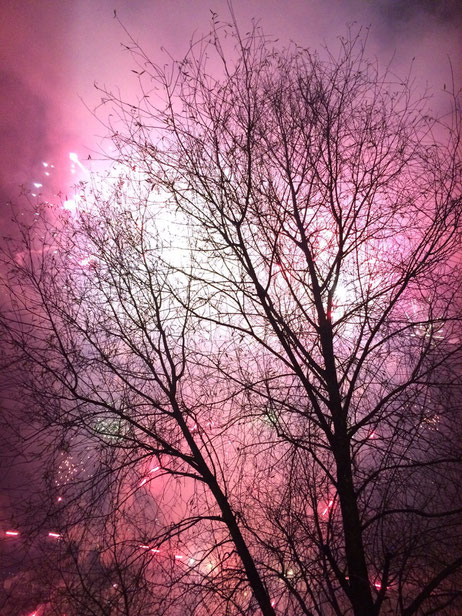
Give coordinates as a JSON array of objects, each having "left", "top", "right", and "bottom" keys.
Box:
[
  {"left": 335, "top": 435, "right": 376, "bottom": 616},
  {"left": 319, "top": 318, "right": 376, "bottom": 616}
]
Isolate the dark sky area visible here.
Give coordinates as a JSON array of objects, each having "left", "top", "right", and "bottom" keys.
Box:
[{"left": 0, "top": 0, "right": 461, "bottom": 223}]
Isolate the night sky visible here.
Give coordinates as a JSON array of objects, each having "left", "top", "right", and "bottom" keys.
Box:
[
  {"left": 1, "top": 0, "right": 461, "bottom": 221},
  {"left": 0, "top": 1, "right": 461, "bottom": 613}
]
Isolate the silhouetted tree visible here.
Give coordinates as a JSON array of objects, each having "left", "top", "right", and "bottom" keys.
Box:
[{"left": 1, "top": 17, "right": 461, "bottom": 616}]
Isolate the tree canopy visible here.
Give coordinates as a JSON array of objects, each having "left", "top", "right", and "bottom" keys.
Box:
[{"left": 1, "top": 19, "right": 461, "bottom": 616}]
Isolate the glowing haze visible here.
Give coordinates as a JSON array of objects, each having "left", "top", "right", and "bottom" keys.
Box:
[
  {"left": 0, "top": 0, "right": 461, "bottom": 221},
  {"left": 0, "top": 2, "right": 461, "bottom": 614}
]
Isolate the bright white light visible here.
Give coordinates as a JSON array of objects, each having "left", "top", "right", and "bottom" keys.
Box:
[
  {"left": 42, "top": 162, "right": 48, "bottom": 167},
  {"left": 33, "top": 182, "right": 43, "bottom": 188},
  {"left": 188, "top": 558, "right": 196, "bottom": 566},
  {"left": 322, "top": 499, "right": 334, "bottom": 516},
  {"left": 48, "top": 532, "right": 61, "bottom": 538},
  {"left": 63, "top": 199, "right": 77, "bottom": 212},
  {"left": 69, "top": 151, "right": 88, "bottom": 174},
  {"left": 138, "top": 477, "right": 148, "bottom": 487},
  {"left": 5, "top": 530, "right": 20, "bottom": 536}
]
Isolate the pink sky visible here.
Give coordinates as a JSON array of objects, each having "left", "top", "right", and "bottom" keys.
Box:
[
  {"left": 0, "top": 3, "right": 460, "bottom": 611},
  {"left": 1, "top": 0, "right": 461, "bottom": 219}
]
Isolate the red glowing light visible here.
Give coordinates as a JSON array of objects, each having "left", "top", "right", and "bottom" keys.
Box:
[{"left": 373, "top": 580, "right": 391, "bottom": 591}]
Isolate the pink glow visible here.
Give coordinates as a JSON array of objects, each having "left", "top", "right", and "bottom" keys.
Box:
[
  {"left": 1, "top": 6, "right": 459, "bottom": 614},
  {"left": 79, "top": 256, "right": 98, "bottom": 268},
  {"left": 138, "top": 467, "right": 159, "bottom": 487},
  {"left": 5, "top": 530, "right": 20, "bottom": 536},
  {"left": 322, "top": 499, "right": 334, "bottom": 516},
  {"left": 373, "top": 580, "right": 391, "bottom": 591},
  {"left": 69, "top": 151, "right": 88, "bottom": 174},
  {"left": 48, "top": 532, "right": 61, "bottom": 538},
  {"left": 57, "top": 496, "right": 63, "bottom": 502}
]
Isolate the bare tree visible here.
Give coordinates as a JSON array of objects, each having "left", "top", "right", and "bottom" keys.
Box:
[{"left": 1, "top": 17, "right": 461, "bottom": 616}]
